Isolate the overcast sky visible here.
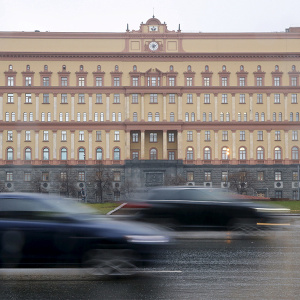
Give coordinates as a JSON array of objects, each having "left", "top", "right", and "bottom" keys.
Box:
[{"left": 1, "top": 0, "right": 299, "bottom": 33}]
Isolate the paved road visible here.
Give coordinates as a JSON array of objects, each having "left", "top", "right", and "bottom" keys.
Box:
[{"left": 1, "top": 218, "right": 300, "bottom": 300}]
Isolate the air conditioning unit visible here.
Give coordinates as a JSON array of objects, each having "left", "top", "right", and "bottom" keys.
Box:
[
  {"left": 186, "top": 182, "right": 195, "bottom": 186},
  {"left": 5, "top": 182, "right": 14, "bottom": 190},
  {"left": 274, "top": 182, "right": 283, "bottom": 189},
  {"left": 204, "top": 182, "right": 212, "bottom": 187},
  {"left": 113, "top": 182, "right": 120, "bottom": 189},
  {"left": 221, "top": 182, "right": 230, "bottom": 188},
  {"left": 77, "top": 182, "right": 85, "bottom": 189},
  {"left": 41, "top": 182, "right": 50, "bottom": 190},
  {"left": 239, "top": 182, "right": 248, "bottom": 189},
  {"left": 292, "top": 182, "right": 299, "bottom": 189}
]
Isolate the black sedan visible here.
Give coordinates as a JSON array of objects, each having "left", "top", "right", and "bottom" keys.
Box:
[
  {"left": 127, "top": 187, "right": 290, "bottom": 231},
  {"left": 0, "top": 193, "right": 169, "bottom": 276}
]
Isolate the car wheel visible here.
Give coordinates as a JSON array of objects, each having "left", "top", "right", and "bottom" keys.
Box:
[{"left": 83, "top": 249, "right": 139, "bottom": 277}]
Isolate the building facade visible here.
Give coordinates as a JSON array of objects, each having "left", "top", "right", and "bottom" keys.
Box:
[{"left": 0, "top": 17, "right": 299, "bottom": 200}]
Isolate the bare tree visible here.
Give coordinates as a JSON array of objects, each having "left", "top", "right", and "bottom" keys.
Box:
[
  {"left": 164, "top": 173, "right": 187, "bottom": 186},
  {"left": 120, "top": 178, "right": 139, "bottom": 201},
  {"left": 93, "top": 161, "right": 113, "bottom": 203},
  {"left": 228, "top": 170, "right": 252, "bottom": 195},
  {"left": 55, "top": 165, "right": 78, "bottom": 198}
]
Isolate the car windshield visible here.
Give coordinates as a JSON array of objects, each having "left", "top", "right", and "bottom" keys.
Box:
[{"left": 147, "top": 188, "right": 239, "bottom": 201}]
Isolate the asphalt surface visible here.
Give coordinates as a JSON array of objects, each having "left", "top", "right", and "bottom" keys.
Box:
[{"left": 0, "top": 216, "right": 300, "bottom": 300}]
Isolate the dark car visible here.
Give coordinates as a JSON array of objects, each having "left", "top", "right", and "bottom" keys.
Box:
[
  {"left": 0, "top": 193, "right": 169, "bottom": 276},
  {"left": 128, "top": 187, "right": 290, "bottom": 231}
]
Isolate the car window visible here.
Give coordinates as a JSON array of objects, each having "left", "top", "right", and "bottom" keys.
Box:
[{"left": 0, "top": 197, "right": 50, "bottom": 212}]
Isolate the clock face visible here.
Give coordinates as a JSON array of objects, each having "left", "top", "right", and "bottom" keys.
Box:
[{"left": 149, "top": 42, "right": 159, "bottom": 51}]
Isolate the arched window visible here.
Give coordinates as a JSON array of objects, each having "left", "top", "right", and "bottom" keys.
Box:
[
  {"left": 80, "top": 65, "right": 83, "bottom": 71},
  {"left": 170, "top": 112, "right": 175, "bottom": 122},
  {"left": 203, "top": 112, "right": 206, "bottom": 122},
  {"left": 278, "top": 112, "right": 282, "bottom": 121},
  {"left": 150, "top": 148, "right": 157, "bottom": 160},
  {"left": 205, "top": 65, "right": 209, "bottom": 71},
  {"left": 94, "top": 112, "right": 98, "bottom": 121},
  {"left": 47, "top": 112, "right": 51, "bottom": 122},
  {"left": 296, "top": 113, "right": 299, "bottom": 121},
  {"left": 222, "top": 147, "right": 230, "bottom": 160},
  {"left": 133, "top": 112, "right": 138, "bottom": 122},
  {"left": 115, "top": 65, "right": 119, "bottom": 71},
  {"left": 78, "top": 148, "right": 85, "bottom": 160},
  {"left": 191, "top": 112, "right": 195, "bottom": 122},
  {"left": 77, "top": 113, "right": 81, "bottom": 122},
  {"left": 292, "top": 147, "right": 299, "bottom": 160},
  {"left": 25, "top": 148, "right": 31, "bottom": 160},
  {"left": 243, "top": 113, "right": 247, "bottom": 121},
  {"left": 11, "top": 113, "right": 15, "bottom": 121},
  {"left": 83, "top": 112, "right": 87, "bottom": 122},
  {"left": 133, "top": 65, "right": 137, "bottom": 71},
  {"left": 292, "top": 65, "right": 296, "bottom": 71},
  {"left": 155, "top": 112, "right": 160, "bottom": 122},
  {"left": 170, "top": 65, "right": 173, "bottom": 71},
  {"left": 97, "top": 65, "right": 101, "bottom": 71},
  {"left": 220, "top": 113, "right": 224, "bottom": 122},
  {"left": 204, "top": 147, "right": 211, "bottom": 160},
  {"left": 118, "top": 112, "right": 122, "bottom": 121},
  {"left": 61, "top": 148, "right": 67, "bottom": 160},
  {"left": 274, "top": 147, "right": 281, "bottom": 160},
  {"left": 226, "top": 113, "right": 230, "bottom": 122},
  {"left": 240, "top": 65, "right": 244, "bottom": 71},
  {"left": 290, "top": 112, "right": 293, "bottom": 121},
  {"left": 114, "top": 148, "right": 120, "bottom": 160},
  {"left": 112, "top": 112, "right": 116, "bottom": 121},
  {"left": 43, "top": 148, "right": 49, "bottom": 160},
  {"left": 257, "top": 65, "right": 261, "bottom": 71},
  {"left": 100, "top": 112, "right": 104, "bottom": 122},
  {"left": 209, "top": 112, "right": 212, "bottom": 122},
  {"left": 96, "top": 148, "right": 103, "bottom": 160},
  {"left": 275, "top": 65, "right": 279, "bottom": 71},
  {"left": 222, "top": 65, "right": 226, "bottom": 71},
  {"left": 23, "top": 113, "right": 27, "bottom": 121},
  {"left": 239, "top": 147, "right": 246, "bottom": 160},
  {"left": 261, "top": 112, "right": 265, "bottom": 122},
  {"left": 257, "top": 147, "right": 264, "bottom": 160},
  {"left": 148, "top": 112, "right": 152, "bottom": 122},
  {"left": 65, "top": 113, "right": 69, "bottom": 122},
  {"left": 255, "top": 112, "right": 259, "bottom": 122},
  {"left": 186, "top": 147, "right": 193, "bottom": 160},
  {"left": 185, "top": 113, "right": 189, "bottom": 122},
  {"left": 237, "top": 113, "right": 241, "bottom": 122},
  {"left": 187, "top": 65, "right": 191, "bottom": 71},
  {"left": 7, "top": 148, "right": 13, "bottom": 160},
  {"left": 29, "top": 112, "right": 33, "bottom": 121},
  {"left": 59, "top": 112, "right": 63, "bottom": 122}
]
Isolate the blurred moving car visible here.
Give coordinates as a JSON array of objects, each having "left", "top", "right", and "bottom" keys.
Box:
[
  {"left": 127, "top": 187, "right": 290, "bottom": 231},
  {"left": 0, "top": 193, "right": 169, "bottom": 276}
]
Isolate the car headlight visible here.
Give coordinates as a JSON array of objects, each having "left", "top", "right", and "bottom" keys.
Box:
[
  {"left": 254, "top": 207, "right": 290, "bottom": 213},
  {"left": 125, "top": 235, "right": 169, "bottom": 243}
]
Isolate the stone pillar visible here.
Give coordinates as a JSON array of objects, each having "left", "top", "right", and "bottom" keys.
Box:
[
  {"left": 214, "top": 130, "right": 219, "bottom": 160},
  {"left": 214, "top": 93, "right": 218, "bottom": 121},
  {"left": 88, "top": 131, "right": 93, "bottom": 159},
  {"left": 284, "top": 93, "right": 288, "bottom": 121},
  {"left": 35, "top": 131, "right": 39, "bottom": 160},
  {"left": 35, "top": 93, "right": 39, "bottom": 121},
  {"left": 141, "top": 94, "right": 145, "bottom": 121},
  {"left": 125, "top": 94, "right": 130, "bottom": 120},
  {"left": 126, "top": 130, "right": 130, "bottom": 159},
  {"left": 177, "top": 131, "right": 183, "bottom": 159},
  {"left": 163, "top": 94, "right": 167, "bottom": 121},
  {"left": 163, "top": 130, "right": 167, "bottom": 159},
  {"left": 0, "top": 94, "right": 3, "bottom": 121},
  {"left": 249, "top": 131, "right": 254, "bottom": 159},
  {"left": 141, "top": 130, "right": 145, "bottom": 159},
  {"left": 71, "top": 131, "right": 75, "bottom": 159},
  {"left": 89, "top": 94, "right": 93, "bottom": 121},
  {"left": 53, "top": 94, "right": 57, "bottom": 121},
  {"left": 106, "top": 94, "right": 110, "bottom": 121},
  {"left": 17, "top": 131, "right": 21, "bottom": 160},
  {"left": 0, "top": 131, "right": 3, "bottom": 159},
  {"left": 267, "top": 94, "right": 271, "bottom": 121},
  {"left": 249, "top": 93, "right": 253, "bottom": 121},
  {"left": 285, "top": 130, "right": 289, "bottom": 159},
  {"left": 267, "top": 131, "right": 271, "bottom": 159},
  {"left": 52, "top": 131, "right": 57, "bottom": 159},
  {"left": 196, "top": 93, "right": 201, "bottom": 121},
  {"left": 231, "top": 93, "right": 236, "bottom": 121},
  {"left": 197, "top": 130, "right": 201, "bottom": 160},
  {"left": 71, "top": 94, "right": 75, "bottom": 121},
  {"left": 18, "top": 94, "right": 22, "bottom": 121},
  {"left": 106, "top": 130, "right": 110, "bottom": 159},
  {"left": 178, "top": 94, "right": 182, "bottom": 121},
  {"left": 232, "top": 130, "right": 236, "bottom": 159}
]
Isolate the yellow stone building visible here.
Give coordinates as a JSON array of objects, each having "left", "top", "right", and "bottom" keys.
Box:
[{"left": 0, "top": 17, "right": 299, "bottom": 200}]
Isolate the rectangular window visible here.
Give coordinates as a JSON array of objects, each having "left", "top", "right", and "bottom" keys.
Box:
[
  {"left": 222, "top": 131, "right": 228, "bottom": 141},
  {"left": 78, "top": 171, "right": 85, "bottom": 181},
  {"left": 204, "top": 77, "right": 210, "bottom": 86},
  {"left": 187, "top": 94, "right": 193, "bottom": 104},
  {"left": 25, "top": 131, "right": 31, "bottom": 141},
  {"left": 168, "top": 133, "right": 175, "bottom": 142},
  {"left": 275, "top": 171, "right": 282, "bottom": 181},
  {"left": 61, "top": 93, "right": 67, "bottom": 103},
  {"left": 187, "top": 172, "right": 194, "bottom": 181},
  {"left": 274, "top": 77, "right": 280, "bottom": 86},
  {"left": 205, "top": 172, "right": 211, "bottom": 181},
  {"left": 43, "top": 77, "right": 49, "bottom": 86},
  {"left": 275, "top": 191, "right": 283, "bottom": 199},
  {"left": 204, "top": 94, "right": 210, "bottom": 104},
  {"left": 25, "top": 77, "right": 32, "bottom": 86},
  {"left": 6, "top": 172, "right": 13, "bottom": 181},
  {"left": 114, "top": 94, "right": 120, "bottom": 103},
  {"left": 240, "top": 131, "right": 245, "bottom": 141},
  {"left": 169, "top": 94, "right": 175, "bottom": 103},
  {"left": 132, "top": 77, "right": 139, "bottom": 86},
  {"left": 43, "top": 130, "right": 49, "bottom": 141},
  {"left": 275, "top": 131, "right": 281, "bottom": 141},
  {"left": 256, "top": 77, "right": 262, "bottom": 86},
  {"left": 257, "top": 131, "right": 263, "bottom": 141},
  {"left": 221, "top": 94, "right": 228, "bottom": 104},
  {"left": 150, "top": 94, "right": 158, "bottom": 103},
  {"left": 61, "top": 77, "right": 68, "bottom": 86},
  {"left": 42, "top": 172, "right": 49, "bottom": 181},
  {"left": 274, "top": 94, "right": 280, "bottom": 104},
  {"left": 78, "top": 77, "right": 85, "bottom": 86},
  {"left": 7, "top": 93, "right": 14, "bottom": 103},
  {"left": 292, "top": 130, "right": 298, "bottom": 141},
  {"left": 205, "top": 131, "right": 211, "bottom": 141},
  {"left": 8, "top": 77, "right": 14, "bottom": 86},
  {"left": 132, "top": 132, "right": 139, "bottom": 142},
  {"left": 257, "top": 94, "right": 263, "bottom": 104},
  {"left": 24, "top": 172, "right": 31, "bottom": 182},
  {"left": 291, "top": 77, "right": 297, "bottom": 86},
  {"left": 114, "top": 131, "right": 120, "bottom": 141},
  {"left": 221, "top": 77, "right": 227, "bottom": 86},
  {"left": 239, "top": 77, "right": 245, "bottom": 86},
  {"left": 168, "top": 151, "right": 175, "bottom": 160},
  {"left": 222, "top": 171, "right": 228, "bottom": 182},
  {"left": 150, "top": 133, "right": 157, "bottom": 142},
  {"left": 292, "top": 171, "right": 299, "bottom": 181},
  {"left": 114, "top": 172, "right": 121, "bottom": 182},
  {"left": 78, "top": 94, "right": 85, "bottom": 103},
  {"left": 7, "top": 131, "right": 13, "bottom": 141},
  {"left": 132, "top": 151, "right": 139, "bottom": 160},
  {"left": 239, "top": 94, "right": 245, "bottom": 104},
  {"left": 61, "top": 131, "right": 67, "bottom": 141},
  {"left": 96, "top": 131, "right": 101, "bottom": 141},
  {"left": 187, "top": 77, "right": 193, "bottom": 86},
  {"left": 169, "top": 77, "right": 175, "bottom": 86},
  {"left": 257, "top": 171, "right": 264, "bottom": 181},
  {"left": 43, "top": 94, "right": 49, "bottom": 103},
  {"left": 96, "top": 94, "right": 102, "bottom": 103},
  {"left": 79, "top": 131, "right": 84, "bottom": 141},
  {"left": 292, "top": 94, "right": 297, "bottom": 104},
  {"left": 60, "top": 172, "right": 67, "bottom": 180},
  {"left": 187, "top": 131, "right": 193, "bottom": 141},
  {"left": 25, "top": 93, "right": 32, "bottom": 103},
  {"left": 96, "top": 77, "right": 102, "bottom": 86},
  {"left": 132, "top": 94, "right": 138, "bottom": 103},
  {"left": 114, "top": 77, "right": 120, "bottom": 86}
]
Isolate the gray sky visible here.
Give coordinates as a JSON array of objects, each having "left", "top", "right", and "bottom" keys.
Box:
[{"left": 1, "top": 0, "right": 299, "bottom": 33}]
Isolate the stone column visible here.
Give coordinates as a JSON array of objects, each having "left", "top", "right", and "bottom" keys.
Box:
[
  {"left": 126, "top": 130, "right": 130, "bottom": 159},
  {"left": 284, "top": 93, "right": 288, "bottom": 121},
  {"left": 53, "top": 94, "right": 57, "bottom": 121},
  {"left": 70, "top": 130, "right": 75, "bottom": 159},
  {"left": 89, "top": 94, "right": 93, "bottom": 121},
  {"left": 17, "top": 131, "right": 21, "bottom": 160},
  {"left": 141, "top": 130, "right": 145, "bottom": 159},
  {"left": 197, "top": 130, "right": 201, "bottom": 160},
  {"left": 35, "top": 93, "right": 39, "bottom": 121},
  {"left": 249, "top": 93, "right": 253, "bottom": 121},
  {"left": 267, "top": 94, "right": 271, "bottom": 121},
  {"left": 0, "top": 94, "right": 3, "bottom": 121},
  {"left": 0, "top": 131, "right": 3, "bottom": 159},
  {"left": 52, "top": 131, "right": 57, "bottom": 160},
  {"left": 249, "top": 131, "right": 254, "bottom": 159},
  {"left": 267, "top": 131, "right": 271, "bottom": 160},
  {"left": 285, "top": 130, "right": 289, "bottom": 159},
  {"left": 125, "top": 94, "right": 130, "bottom": 120},
  {"left": 71, "top": 94, "right": 75, "bottom": 121},
  {"left": 163, "top": 94, "right": 167, "bottom": 121},
  {"left": 106, "top": 94, "right": 110, "bottom": 121},
  {"left": 231, "top": 93, "right": 236, "bottom": 121},
  {"left": 214, "top": 93, "right": 218, "bottom": 121},
  {"left": 89, "top": 131, "right": 93, "bottom": 159},
  {"left": 214, "top": 130, "right": 219, "bottom": 160},
  {"left": 106, "top": 130, "right": 110, "bottom": 159},
  {"left": 18, "top": 93, "right": 22, "bottom": 121},
  {"left": 163, "top": 130, "right": 167, "bottom": 159},
  {"left": 35, "top": 131, "right": 39, "bottom": 160},
  {"left": 232, "top": 130, "right": 236, "bottom": 159},
  {"left": 141, "top": 94, "right": 145, "bottom": 121},
  {"left": 178, "top": 93, "right": 182, "bottom": 121},
  {"left": 196, "top": 93, "right": 201, "bottom": 121},
  {"left": 177, "top": 131, "right": 183, "bottom": 159}
]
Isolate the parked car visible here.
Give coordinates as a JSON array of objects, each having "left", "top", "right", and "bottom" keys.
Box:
[
  {"left": 127, "top": 187, "right": 290, "bottom": 231},
  {"left": 0, "top": 193, "right": 169, "bottom": 276}
]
